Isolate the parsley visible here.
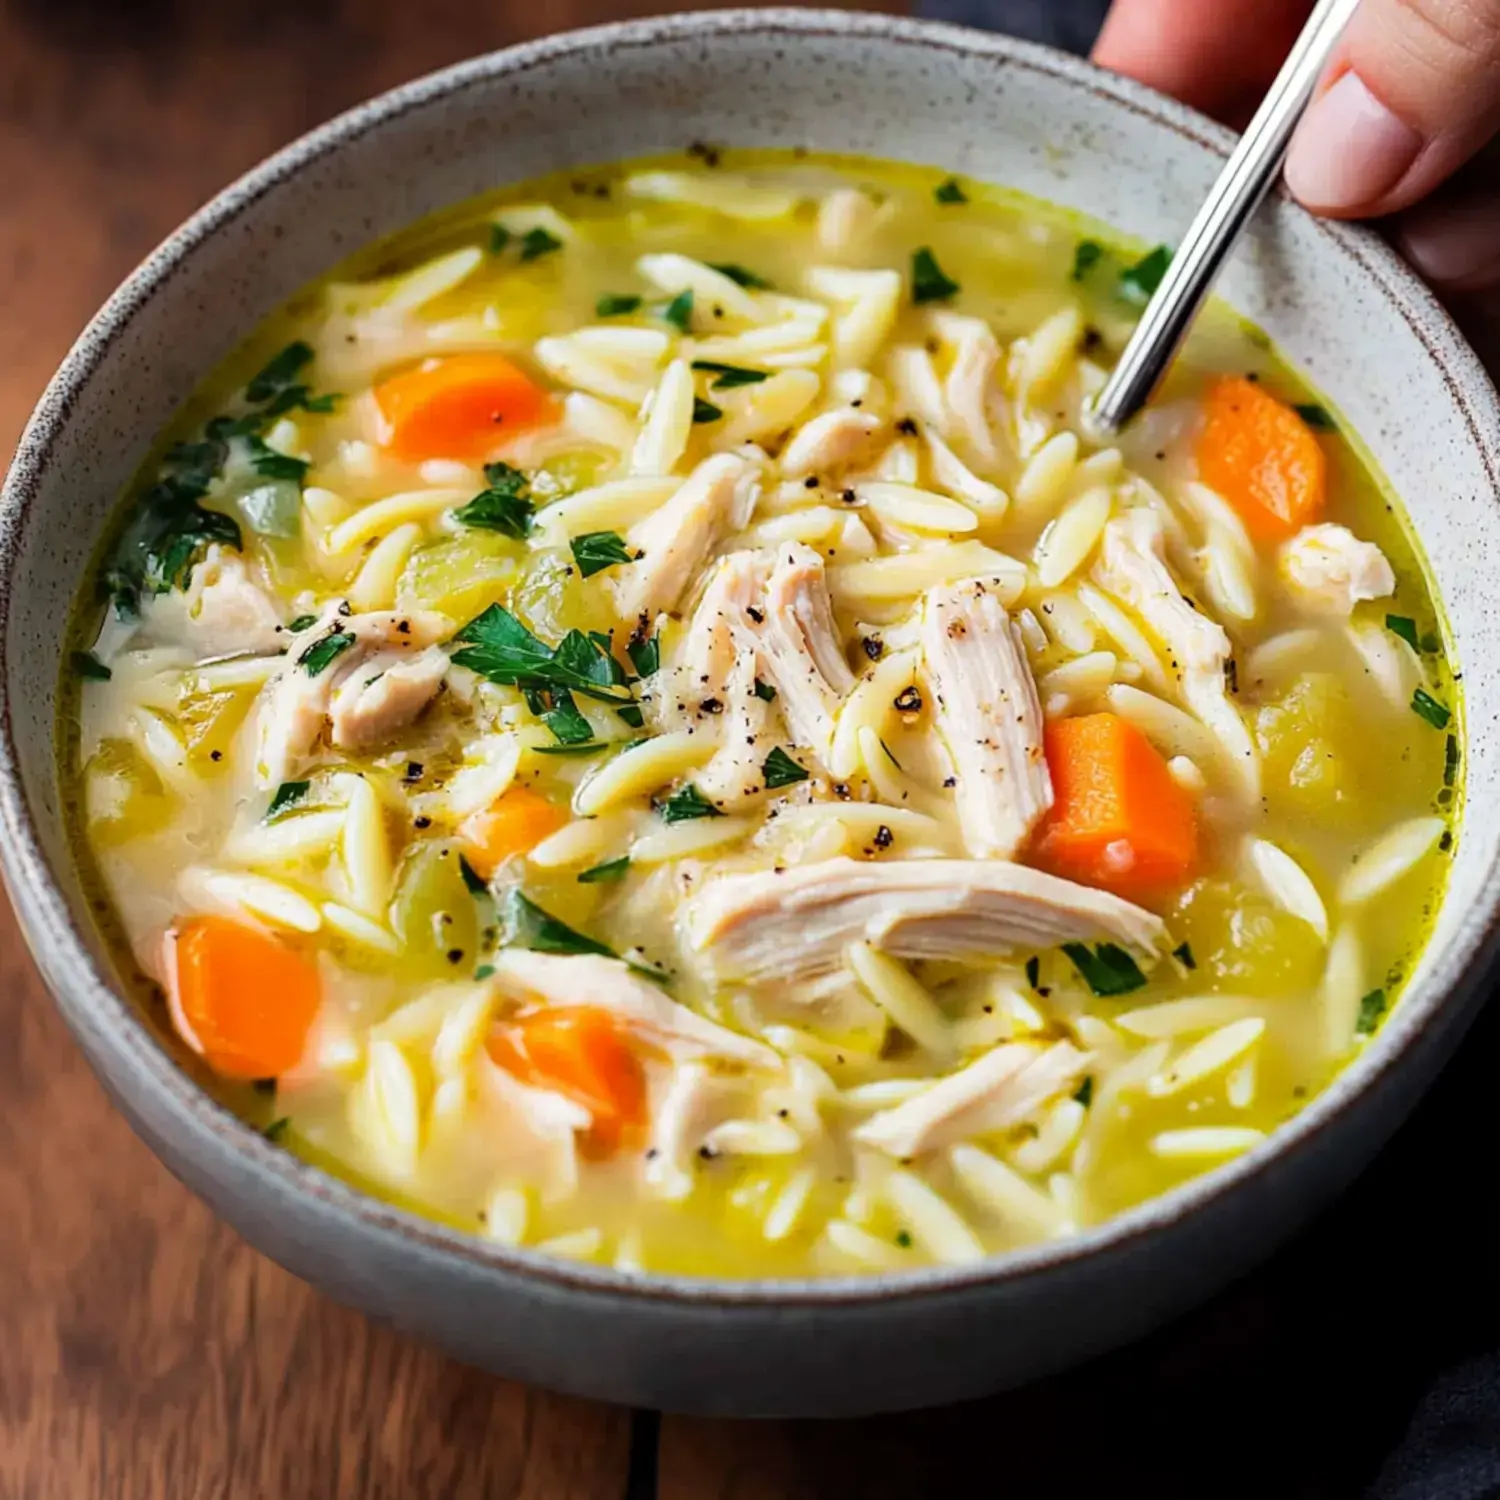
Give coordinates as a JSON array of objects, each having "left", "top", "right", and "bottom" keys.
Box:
[
  {"left": 579, "top": 856, "right": 631, "bottom": 884},
  {"left": 661, "top": 289, "right": 694, "bottom": 333},
  {"left": 459, "top": 855, "right": 489, "bottom": 896},
  {"left": 1172, "top": 941, "right": 1197, "bottom": 971},
  {"left": 452, "top": 462, "right": 534, "bottom": 539},
  {"left": 692, "top": 397, "right": 723, "bottom": 424},
  {"left": 246, "top": 436, "right": 309, "bottom": 484},
  {"left": 1356, "top": 989, "right": 1388, "bottom": 1036},
  {"left": 288, "top": 614, "right": 317, "bottom": 632},
  {"left": 488, "top": 224, "right": 511, "bottom": 255},
  {"left": 474, "top": 963, "right": 496, "bottom": 980},
  {"left": 1025, "top": 955, "right": 1040, "bottom": 990},
  {"left": 615, "top": 704, "right": 645, "bottom": 730},
  {"left": 762, "top": 747, "right": 809, "bottom": 789},
  {"left": 1072, "top": 240, "right": 1104, "bottom": 282},
  {"left": 451, "top": 605, "right": 634, "bottom": 704},
  {"left": 263, "top": 1118, "right": 291, "bottom": 1143},
  {"left": 1119, "top": 245, "right": 1172, "bottom": 305},
  {"left": 895, "top": 1230, "right": 914, "bottom": 1249},
  {"left": 1412, "top": 689, "right": 1451, "bottom": 730},
  {"left": 105, "top": 475, "right": 243, "bottom": 610},
  {"left": 1062, "top": 942, "right": 1148, "bottom": 997},
  {"left": 1073, "top": 1076, "right": 1094, "bottom": 1108},
  {"left": 541, "top": 689, "right": 595, "bottom": 745},
  {"left": 259, "top": 385, "right": 339, "bottom": 419},
  {"left": 692, "top": 360, "right": 768, "bottom": 389},
  {"left": 627, "top": 634, "right": 660, "bottom": 678},
  {"left": 709, "top": 262, "right": 772, "bottom": 289},
  {"left": 753, "top": 678, "right": 777, "bottom": 703},
  {"left": 911, "top": 247, "right": 959, "bottom": 305},
  {"left": 298, "top": 629, "right": 355, "bottom": 677},
  {"left": 72, "top": 650, "right": 111, "bottom": 681},
  {"left": 501, "top": 889, "right": 614, "bottom": 958},
  {"left": 596, "top": 293, "right": 642, "bottom": 317},
  {"left": 570, "top": 530, "right": 635, "bottom": 579},
  {"left": 245, "top": 342, "right": 314, "bottom": 404},
  {"left": 1445, "top": 733, "right": 1460, "bottom": 788},
  {"left": 655, "top": 784, "right": 723, "bottom": 823},
  {"left": 265, "top": 780, "right": 310, "bottom": 821},
  {"left": 1295, "top": 403, "right": 1337, "bottom": 432},
  {"left": 518, "top": 227, "right": 563, "bottom": 262},
  {"left": 1386, "top": 614, "right": 1419, "bottom": 650},
  {"left": 934, "top": 178, "right": 967, "bottom": 204}
]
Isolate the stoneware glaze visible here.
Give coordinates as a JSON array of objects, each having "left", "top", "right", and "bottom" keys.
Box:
[{"left": 3, "top": 10, "right": 1498, "bottom": 1418}]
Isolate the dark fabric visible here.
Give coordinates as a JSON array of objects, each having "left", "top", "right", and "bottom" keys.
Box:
[{"left": 911, "top": 3, "right": 1500, "bottom": 1497}]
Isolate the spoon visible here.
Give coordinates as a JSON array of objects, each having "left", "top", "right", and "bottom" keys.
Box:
[{"left": 1087, "top": 0, "right": 1366, "bottom": 437}]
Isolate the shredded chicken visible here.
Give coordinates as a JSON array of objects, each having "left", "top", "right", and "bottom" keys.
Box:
[
  {"left": 921, "top": 579, "right": 1052, "bottom": 858},
  {"left": 684, "top": 857, "right": 1165, "bottom": 984},
  {"left": 609, "top": 452, "right": 759, "bottom": 625},
  {"left": 489, "top": 950, "right": 779, "bottom": 1068},
  {"left": 779, "top": 408, "right": 884, "bottom": 480},
  {"left": 698, "top": 655, "right": 779, "bottom": 806},
  {"left": 1094, "top": 508, "right": 1260, "bottom": 797},
  {"left": 1280, "top": 523, "right": 1395, "bottom": 616},
  {"left": 677, "top": 551, "right": 767, "bottom": 693},
  {"left": 930, "top": 312, "right": 1001, "bottom": 467},
  {"left": 255, "top": 602, "right": 451, "bottom": 785},
  {"left": 138, "top": 544, "right": 286, "bottom": 658},
  {"left": 483, "top": 1065, "right": 590, "bottom": 1204},
  {"left": 854, "top": 1040, "right": 1089, "bottom": 1158},
  {"left": 643, "top": 1062, "right": 742, "bottom": 1200},
  {"left": 754, "top": 542, "right": 856, "bottom": 762}
]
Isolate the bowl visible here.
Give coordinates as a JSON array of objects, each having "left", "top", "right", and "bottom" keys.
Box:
[{"left": 4, "top": 9, "right": 1499, "bottom": 1418}]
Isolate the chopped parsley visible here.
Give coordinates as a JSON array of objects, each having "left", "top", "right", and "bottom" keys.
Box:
[
  {"left": 655, "top": 784, "right": 723, "bottom": 823},
  {"left": 692, "top": 360, "right": 768, "bottom": 389},
  {"left": 596, "top": 292, "right": 642, "bottom": 317},
  {"left": 103, "top": 477, "right": 243, "bottom": 612},
  {"left": 298, "top": 628, "right": 355, "bottom": 678},
  {"left": 579, "top": 856, "right": 632, "bottom": 884},
  {"left": 288, "top": 614, "right": 317, "bottom": 632},
  {"left": 1295, "top": 403, "right": 1337, "bottom": 432},
  {"left": 459, "top": 855, "right": 490, "bottom": 897},
  {"left": 934, "top": 178, "right": 967, "bottom": 204},
  {"left": 895, "top": 1229, "right": 914, "bottom": 1249},
  {"left": 1119, "top": 245, "right": 1172, "bottom": 305},
  {"left": 245, "top": 341, "right": 314, "bottom": 404},
  {"left": 1172, "top": 941, "right": 1197, "bottom": 971},
  {"left": 1062, "top": 942, "right": 1148, "bottom": 997},
  {"left": 518, "top": 226, "right": 563, "bottom": 262},
  {"left": 1025, "top": 955, "right": 1040, "bottom": 990},
  {"left": 615, "top": 704, "right": 645, "bottom": 731},
  {"left": 1072, "top": 240, "right": 1105, "bottom": 282},
  {"left": 452, "top": 462, "right": 534, "bottom": 539},
  {"left": 1412, "top": 689, "right": 1451, "bottom": 730},
  {"left": 1356, "top": 988, "right": 1389, "bottom": 1036},
  {"left": 1386, "top": 614, "right": 1419, "bottom": 650},
  {"left": 1073, "top": 1076, "right": 1094, "bottom": 1108},
  {"left": 501, "top": 889, "right": 614, "bottom": 958},
  {"left": 72, "top": 650, "right": 111, "bottom": 681},
  {"left": 627, "top": 633, "right": 661, "bottom": 679},
  {"left": 570, "top": 530, "right": 635, "bottom": 579},
  {"left": 661, "top": 289, "right": 694, "bottom": 333},
  {"left": 450, "top": 605, "right": 634, "bottom": 704},
  {"left": 489, "top": 224, "right": 512, "bottom": 255},
  {"left": 263, "top": 1117, "right": 291, "bottom": 1143},
  {"left": 265, "top": 780, "right": 311, "bottom": 821},
  {"left": 709, "top": 262, "right": 772, "bottom": 290},
  {"left": 692, "top": 397, "right": 723, "bottom": 424},
  {"left": 1445, "top": 733, "right": 1460, "bottom": 788},
  {"left": 762, "top": 747, "right": 810, "bottom": 790},
  {"left": 753, "top": 678, "right": 777, "bottom": 703},
  {"left": 911, "top": 247, "right": 960, "bottom": 305},
  {"left": 540, "top": 688, "right": 596, "bottom": 746},
  {"left": 246, "top": 436, "right": 309, "bottom": 483},
  {"left": 474, "top": 963, "right": 496, "bottom": 981}
]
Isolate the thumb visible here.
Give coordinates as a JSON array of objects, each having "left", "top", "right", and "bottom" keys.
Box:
[{"left": 1284, "top": 0, "right": 1500, "bottom": 218}]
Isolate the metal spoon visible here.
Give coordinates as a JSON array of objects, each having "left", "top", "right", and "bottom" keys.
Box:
[{"left": 1087, "top": 0, "right": 1366, "bottom": 436}]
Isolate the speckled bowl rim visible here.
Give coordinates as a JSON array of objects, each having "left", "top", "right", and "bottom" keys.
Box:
[{"left": 4, "top": 8, "right": 1499, "bottom": 1310}]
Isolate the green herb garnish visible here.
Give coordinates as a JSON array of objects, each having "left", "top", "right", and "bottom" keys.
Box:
[
  {"left": 692, "top": 360, "right": 768, "bottom": 389},
  {"left": 1072, "top": 240, "right": 1104, "bottom": 282},
  {"left": 1073, "top": 1076, "right": 1094, "bottom": 1108},
  {"left": 518, "top": 227, "right": 563, "bottom": 262},
  {"left": 453, "top": 462, "right": 534, "bottom": 539},
  {"left": 245, "top": 342, "right": 314, "bottom": 404},
  {"left": 1445, "top": 733, "right": 1460, "bottom": 789},
  {"left": 753, "top": 678, "right": 777, "bottom": 703},
  {"left": 1295, "top": 403, "right": 1337, "bottom": 432},
  {"left": 1025, "top": 955, "right": 1040, "bottom": 990},
  {"left": 579, "top": 856, "right": 631, "bottom": 884},
  {"left": 459, "top": 855, "right": 490, "bottom": 897},
  {"left": 72, "top": 650, "right": 111, "bottom": 681},
  {"left": 541, "top": 689, "right": 595, "bottom": 746},
  {"left": 298, "top": 629, "right": 354, "bottom": 678},
  {"left": 655, "top": 784, "right": 723, "bottom": 823},
  {"left": 934, "top": 178, "right": 967, "bottom": 204},
  {"left": 911, "top": 247, "right": 959, "bottom": 305},
  {"left": 1412, "top": 689, "right": 1451, "bottom": 730},
  {"left": 661, "top": 289, "right": 694, "bottom": 333},
  {"left": 596, "top": 293, "right": 643, "bottom": 317},
  {"left": 266, "top": 780, "right": 311, "bottom": 821},
  {"left": 246, "top": 436, "right": 309, "bottom": 484},
  {"left": 451, "top": 606, "right": 634, "bottom": 705},
  {"left": 1356, "top": 989, "right": 1388, "bottom": 1036},
  {"left": 474, "top": 963, "right": 496, "bottom": 981},
  {"left": 488, "top": 224, "right": 512, "bottom": 255},
  {"left": 570, "top": 530, "right": 635, "bottom": 579},
  {"left": 259, "top": 385, "right": 339, "bottom": 419},
  {"left": 615, "top": 704, "right": 645, "bottom": 730},
  {"left": 501, "top": 889, "right": 614, "bottom": 958},
  {"left": 1172, "top": 941, "right": 1197, "bottom": 970},
  {"left": 709, "top": 262, "right": 772, "bottom": 290},
  {"left": 288, "top": 614, "right": 317, "bottom": 632},
  {"left": 762, "top": 747, "right": 809, "bottom": 790},
  {"left": 263, "top": 1117, "right": 290, "bottom": 1143},
  {"left": 627, "top": 634, "right": 660, "bottom": 679},
  {"left": 895, "top": 1230, "right": 914, "bottom": 1249},
  {"left": 1386, "top": 614, "right": 1419, "bottom": 650},
  {"left": 1119, "top": 245, "right": 1172, "bottom": 305},
  {"left": 1062, "top": 942, "right": 1148, "bottom": 997},
  {"left": 691, "top": 397, "right": 723, "bottom": 425}
]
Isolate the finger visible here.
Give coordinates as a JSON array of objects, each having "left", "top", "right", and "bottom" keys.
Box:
[
  {"left": 1396, "top": 146, "right": 1500, "bottom": 292},
  {"left": 1285, "top": 0, "right": 1500, "bottom": 219},
  {"left": 1092, "top": 0, "right": 1313, "bottom": 122}
]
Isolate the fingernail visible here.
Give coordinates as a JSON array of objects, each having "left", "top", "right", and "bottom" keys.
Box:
[
  {"left": 1399, "top": 200, "right": 1500, "bottom": 290},
  {"left": 1285, "top": 72, "right": 1423, "bottom": 213}
]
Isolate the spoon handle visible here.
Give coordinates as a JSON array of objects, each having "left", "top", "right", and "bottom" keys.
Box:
[{"left": 1088, "top": 0, "right": 1366, "bottom": 436}]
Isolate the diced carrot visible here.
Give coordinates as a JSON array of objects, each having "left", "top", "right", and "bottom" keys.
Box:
[
  {"left": 1197, "top": 375, "right": 1327, "bottom": 543},
  {"left": 1033, "top": 713, "right": 1197, "bottom": 902},
  {"left": 169, "top": 915, "right": 320, "bottom": 1079},
  {"left": 486, "top": 1007, "right": 647, "bottom": 1156},
  {"left": 458, "top": 786, "right": 568, "bottom": 877},
  {"left": 373, "top": 353, "right": 556, "bottom": 464}
]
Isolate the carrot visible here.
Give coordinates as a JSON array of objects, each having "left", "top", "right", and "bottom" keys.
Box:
[
  {"left": 373, "top": 353, "right": 556, "bottom": 464},
  {"left": 169, "top": 915, "right": 320, "bottom": 1079},
  {"left": 1197, "top": 375, "right": 1327, "bottom": 543},
  {"left": 458, "top": 786, "right": 568, "bottom": 877},
  {"left": 1033, "top": 713, "right": 1197, "bottom": 902},
  {"left": 486, "top": 1007, "right": 647, "bottom": 1155}
]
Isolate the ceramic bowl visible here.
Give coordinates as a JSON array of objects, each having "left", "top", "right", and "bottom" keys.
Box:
[{"left": 4, "top": 9, "right": 1499, "bottom": 1418}]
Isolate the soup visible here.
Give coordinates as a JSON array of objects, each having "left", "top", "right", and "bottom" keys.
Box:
[{"left": 65, "top": 152, "right": 1459, "bottom": 1277}]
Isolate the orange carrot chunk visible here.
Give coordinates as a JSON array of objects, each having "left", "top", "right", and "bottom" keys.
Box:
[
  {"left": 373, "top": 353, "right": 556, "bottom": 464},
  {"left": 170, "top": 915, "right": 321, "bottom": 1079},
  {"left": 486, "top": 1007, "right": 647, "bottom": 1156},
  {"left": 1197, "top": 375, "right": 1327, "bottom": 543},
  {"left": 458, "top": 786, "right": 569, "bottom": 877},
  {"left": 1033, "top": 713, "right": 1197, "bottom": 902}
]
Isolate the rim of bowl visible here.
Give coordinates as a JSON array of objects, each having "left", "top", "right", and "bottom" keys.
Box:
[{"left": 4, "top": 7, "right": 1499, "bottom": 1310}]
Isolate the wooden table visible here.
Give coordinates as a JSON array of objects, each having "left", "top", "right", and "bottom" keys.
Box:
[{"left": 4, "top": 4, "right": 1497, "bottom": 1495}]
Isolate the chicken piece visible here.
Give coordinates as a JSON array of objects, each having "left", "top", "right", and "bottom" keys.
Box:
[
  {"left": 643, "top": 1061, "right": 743, "bottom": 1200},
  {"left": 255, "top": 602, "right": 451, "bottom": 784},
  {"left": 139, "top": 544, "right": 286, "bottom": 658},
  {"left": 854, "top": 1040, "right": 1088, "bottom": 1158},
  {"left": 677, "top": 551, "right": 767, "bottom": 693},
  {"left": 684, "top": 856, "right": 1165, "bottom": 984},
  {"left": 921, "top": 579, "right": 1052, "bottom": 859},
  {"left": 1279, "top": 523, "right": 1395, "bottom": 616},
  {"left": 483, "top": 1064, "right": 590, "bottom": 1204},
  {"left": 489, "top": 950, "right": 779, "bottom": 1069},
  {"left": 755, "top": 542, "right": 856, "bottom": 762},
  {"left": 931, "top": 311, "right": 1001, "bottom": 468},
  {"left": 609, "top": 452, "right": 759, "bottom": 626},
  {"left": 698, "top": 655, "right": 779, "bottom": 806},
  {"left": 779, "top": 408, "right": 884, "bottom": 480},
  {"left": 1093, "top": 508, "right": 1260, "bottom": 797}
]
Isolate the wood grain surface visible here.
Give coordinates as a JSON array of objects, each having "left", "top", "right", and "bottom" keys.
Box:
[{"left": 3, "top": 3, "right": 1496, "bottom": 1497}]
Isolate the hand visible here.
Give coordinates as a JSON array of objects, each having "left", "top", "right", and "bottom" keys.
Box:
[{"left": 1093, "top": 0, "right": 1500, "bottom": 294}]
